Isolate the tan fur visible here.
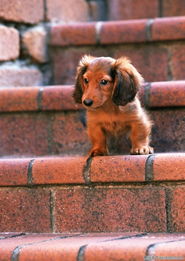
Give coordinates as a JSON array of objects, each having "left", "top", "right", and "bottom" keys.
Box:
[{"left": 73, "top": 55, "right": 154, "bottom": 157}]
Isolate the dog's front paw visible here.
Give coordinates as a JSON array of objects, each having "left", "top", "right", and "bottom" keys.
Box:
[
  {"left": 88, "top": 148, "right": 108, "bottom": 157},
  {"left": 130, "top": 146, "right": 154, "bottom": 155}
]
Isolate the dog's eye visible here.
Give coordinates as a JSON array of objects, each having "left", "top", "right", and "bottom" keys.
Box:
[
  {"left": 100, "top": 79, "right": 108, "bottom": 85},
  {"left": 84, "top": 78, "right": 89, "bottom": 84}
]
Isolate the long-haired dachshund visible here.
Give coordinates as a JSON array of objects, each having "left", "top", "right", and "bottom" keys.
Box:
[{"left": 73, "top": 55, "right": 154, "bottom": 157}]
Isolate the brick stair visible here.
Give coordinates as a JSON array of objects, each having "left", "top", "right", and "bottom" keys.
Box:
[{"left": 1, "top": 14, "right": 185, "bottom": 259}]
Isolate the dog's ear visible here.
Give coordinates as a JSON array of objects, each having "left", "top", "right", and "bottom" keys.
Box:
[
  {"left": 73, "top": 55, "right": 94, "bottom": 104},
  {"left": 112, "top": 57, "right": 143, "bottom": 106}
]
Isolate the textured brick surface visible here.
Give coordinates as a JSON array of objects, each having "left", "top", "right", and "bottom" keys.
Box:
[
  {"left": 54, "top": 187, "right": 166, "bottom": 232},
  {"left": 0, "top": 64, "right": 42, "bottom": 87},
  {"left": 0, "top": 87, "right": 39, "bottom": 112},
  {"left": 171, "top": 44, "right": 185, "bottom": 80},
  {"left": 0, "top": 25, "right": 19, "bottom": 61},
  {"left": 153, "top": 154, "right": 185, "bottom": 181},
  {"left": 46, "top": 0, "right": 89, "bottom": 22},
  {"left": 32, "top": 157, "right": 86, "bottom": 185},
  {"left": 22, "top": 26, "right": 48, "bottom": 63},
  {"left": 0, "top": 189, "right": 51, "bottom": 232},
  {"left": 163, "top": 0, "right": 185, "bottom": 17},
  {"left": 152, "top": 17, "right": 185, "bottom": 41},
  {"left": 90, "top": 155, "right": 147, "bottom": 182},
  {"left": 0, "top": 0, "right": 44, "bottom": 24},
  {"left": 107, "top": 0, "right": 159, "bottom": 20},
  {"left": 148, "top": 81, "right": 185, "bottom": 107},
  {"left": 170, "top": 186, "right": 185, "bottom": 232},
  {"left": 0, "top": 113, "right": 49, "bottom": 156},
  {"left": 51, "top": 23, "right": 96, "bottom": 46},
  {"left": 100, "top": 20, "right": 147, "bottom": 44},
  {"left": 0, "top": 159, "right": 30, "bottom": 186},
  {"left": 151, "top": 109, "right": 185, "bottom": 153},
  {"left": 51, "top": 112, "right": 89, "bottom": 155}
]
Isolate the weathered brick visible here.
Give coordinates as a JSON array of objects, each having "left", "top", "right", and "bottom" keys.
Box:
[
  {"left": 0, "top": 0, "right": 44, "bottom": 24},
  {"left": 90, "top": 155, "right": 147, "bottom": 183},
  {"left": 163, "top": 0, "right": 185, "bottom": 17},
  {"left": 51, "top": 112, "right": 89, "bottom": 155},
  {"left": 46, "top": 0, "right": 89, "bottom": 22},
  {"left": 0, "top": 113, "right": 49, "bottom": 156},
  {"left": 54, "top": 187, "right": 166, "bottom": 232},
  {"left": 152, "top": 17, "right": 185, "bottom": 41},
  {"left": 32, "top": 157, "right": 86, "bottom": 185},
  {"left": 22, "top": 26, "right": 48, "bottom": 63},
  {"left": 0, "top": 188, "right": 51, "bottom": 232},
  {"left": 100, "top": 20, "right": 147, "bottom": 44},
  {"left": 107, "top": 0, "right": 159, "bottom": 20},
  {"left": 0, "top": 63, "right": 42, "bottom": 87},
  {"left": 170, "top": 186, "right": 185, "bottom": 232},
  {"left": 0, "top": 25, "right": 19, "bottom": 61},
  {"left": 171, "top": 44, "right": 185, "bottom": 80},
  {"left": 0, "top": 159, "right": 30, "bottom": 186}
]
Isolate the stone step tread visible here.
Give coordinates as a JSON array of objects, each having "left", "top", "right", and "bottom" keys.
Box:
[
  {"left": 0, "top": 153, "right": 185, "bottom": 187},
  {"left": 1, "top": 232, "right": 185, "bottom": 260},
  {"left": 0, "top": 80, "right": 184, "bottom": 112}
]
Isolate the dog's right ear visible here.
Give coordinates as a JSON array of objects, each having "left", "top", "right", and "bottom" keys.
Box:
[{"left": 73, "top": 55, "right": 94, "bottom": 104}]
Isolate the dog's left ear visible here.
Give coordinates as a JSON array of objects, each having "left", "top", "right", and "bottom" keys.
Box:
[{"left": 112, "top": 57, "right": 143, "bottom": 106}]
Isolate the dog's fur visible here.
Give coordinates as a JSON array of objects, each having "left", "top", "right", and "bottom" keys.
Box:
[{"left": 73, "top": 55, "right": 153, "bottom": 157}]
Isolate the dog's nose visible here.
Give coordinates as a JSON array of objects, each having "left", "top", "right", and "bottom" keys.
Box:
[{"left": 83, "top": 99, "right": 93, "bottom": 107}]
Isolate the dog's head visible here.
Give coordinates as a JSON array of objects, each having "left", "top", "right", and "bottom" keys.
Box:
[{"left": 73, "top": 55, "right": 143, "bottom": 109}]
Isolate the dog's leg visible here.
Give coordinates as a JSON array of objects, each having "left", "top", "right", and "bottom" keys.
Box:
[
  {"left": 87, "top": 125, "right": 108, "bottom": 157},
  {"left": 130, "top": 120, "right": 154, "bottom": 155}
]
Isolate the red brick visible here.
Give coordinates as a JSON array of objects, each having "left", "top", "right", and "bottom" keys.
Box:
[
  {"left": 171, "top": 44, "right": 185, "bottom": 80},
  {"left": 151, "top": 109, "right": 185, "bottom": 152},
  {"left": 90, "top": 155, "right": 147, "bottom": 183},
  {"left": 0, "top": 158, "right": 30, "bottom": 186},
  {"left": 107, "top": 0, "right": 159, "bottom": 20},
  {"left": 0, "top": 87, "right": 39, "bottom": 112},
  {"left": 0, "top": 0, "right": 44, "bottom": 24},
  {"left": 46, "top": 0, "right": 89, "bottom": 22},
  {"left": 0, "top": 64, "right": 42, "bottom": 87},
  {"left": 163, "top": 0, "right": 185, "bottom": 17},
  {"left": 51, "top": 112, "right": 89, "bottom": 155},
  {"left": 0, "top": 189, "right": 51, "bottom": 232},
  {"left": 153, "top": 154, "right": 185, "bottom": 181},
  {"left": 42, "top": 85, "right": 81, "bottom": 111},
  {"left": 0, "top": 234, "right": 58, "bottom": 260},
  {"left": 0, "top": 113, "right": 49, "bottom": 156},
  {"left": 100, "top": 20, "right": 147, "bottom": 44},
  {"left": 18, "top": 234, "right": 126, "bottom": 261},
  {"left": 154, "top": 240, "right": 185, "bottom": 259},
  {"left": 170, "top": 186, "right": 185, "bottom": 232},
  {"left": 0, "top": 25, "right": 19, "bottom": 61},
  {"left": 54, "top": 187, "right": 166, "bottom": 232},
  {"left": 84, "top": 234, "right": 184, "bottom": 261},
  {"left": 148, "top": 81, "right": 185, "bottom": 107},
  {"left": 152, "top": 17, "right": 185, "bottom": 41},
  {"left": 51, "top": 23, "right": 97, "bottom": 46},
  {"left": 32, "top": 157, "right": 86, "bottom": 185}
]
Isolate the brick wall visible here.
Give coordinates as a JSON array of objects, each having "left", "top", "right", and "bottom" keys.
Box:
[{"left": 0, "top": 0, "right": 94, "bottom": 87}]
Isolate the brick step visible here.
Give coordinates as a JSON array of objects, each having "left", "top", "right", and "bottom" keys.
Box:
[
  {"left": 0, "top": 81, "right": 184, "bottom": 156},
  {"left": 0, "top": 153, "right": 185, "bottom": 233},
  {"left": 49, "top": 16, "right": 185, "bottom": 83},
  {"left": 0, "top": 232, "right": 185, "bottom": 261}
]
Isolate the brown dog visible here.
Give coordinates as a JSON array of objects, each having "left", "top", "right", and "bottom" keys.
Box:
[{"left": 73, "top": 55, "right": 153, "bottom": 157}]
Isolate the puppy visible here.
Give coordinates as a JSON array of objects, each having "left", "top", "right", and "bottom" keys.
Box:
[{"left": 73, "top": 55, "right": 153, "bottom": 157}]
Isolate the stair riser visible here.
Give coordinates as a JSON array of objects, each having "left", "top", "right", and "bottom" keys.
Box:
[
  {"left": 0, "top": 184, "right": 184, "bottom": 233},
  {"left": 0, "top": 107, "right": 184, "bottom": 156},
  {"left": 51, "top": 41, "right": 185, "bottom": 84}
]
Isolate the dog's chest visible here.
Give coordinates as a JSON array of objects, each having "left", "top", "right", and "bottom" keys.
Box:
[{"left": 101, "top": 120, "right": 125, "bottom": 134}]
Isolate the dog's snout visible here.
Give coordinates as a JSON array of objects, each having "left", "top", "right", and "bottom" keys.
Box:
[{"left": 83, "top": 99, "right": 94, "bottom": 107}]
